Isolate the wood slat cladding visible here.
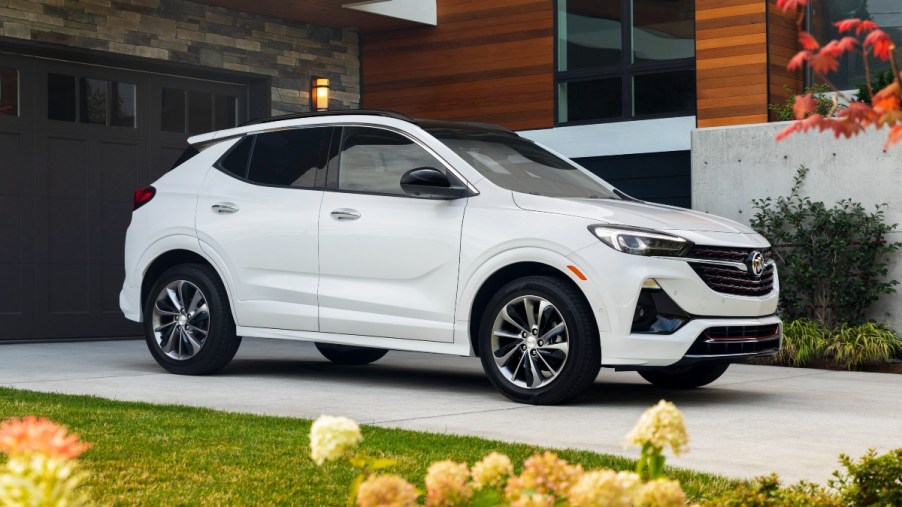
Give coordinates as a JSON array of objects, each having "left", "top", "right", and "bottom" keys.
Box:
[
  {"left": 696, "top": 0, "right": 769, "bottom": 127},
  {"left": 767, "top": 0, "right": 803, "bottom": 117},
  {"left": 361, "top": 0, "right": 554, "bottom": 131}
]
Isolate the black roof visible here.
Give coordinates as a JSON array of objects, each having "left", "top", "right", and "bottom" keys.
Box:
[{"left": 241, "top": 110, "right": 519, "bottom": 137}]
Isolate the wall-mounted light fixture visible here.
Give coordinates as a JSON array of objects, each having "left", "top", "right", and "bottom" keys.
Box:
[{"left": 311, "top": 77, "right": 330, "bottom": 111}]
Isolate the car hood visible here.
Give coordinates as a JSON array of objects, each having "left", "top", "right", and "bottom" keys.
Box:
[{"left": 513, "top": 193, "right": 769, "bottom": 247}]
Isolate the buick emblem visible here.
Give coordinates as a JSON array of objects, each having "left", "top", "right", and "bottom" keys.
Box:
[{"left": 746, "top": 251, "right": 765, "bottom": 278}]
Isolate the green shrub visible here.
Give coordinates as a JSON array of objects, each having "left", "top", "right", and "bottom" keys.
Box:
[
  {"left": 705, "top": 449, "right": 902, "bottom": 506},
  {"left": 775, "top": 319, "right": 829, "bottom": 367},
  {"left": 768, "top": 84, "right": 846, "bottom": 121},
  {"left": 831, "top": 449, "right": 902, "bottom": 506},
  {"left": 826, "top": 322, "right": 901, "bottom": 370},
  {"left": 703, "top": 474, "right": 843, "bottom": 507},
  {"left": 751, "top": 166, "right": 900, "bottom": 328},
  {"left": 854, "top": 69, "right": 896, "bottom": 105}
]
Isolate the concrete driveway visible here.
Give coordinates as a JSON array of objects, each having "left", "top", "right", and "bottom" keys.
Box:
[{"left": 1, "top": 337, "right": 900, "bottom": 484}]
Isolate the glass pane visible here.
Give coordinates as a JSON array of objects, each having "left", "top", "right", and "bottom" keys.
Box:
[
  {"left": 111, "top": 82, "right": 136, "bottom": 128},
  {"left": 633, "top": 70, "right": 696, "bottom": 116},
  {"left": 47, "top": 74, "right": 76, "bottom": 122},
  {"left": 338, "top": 127, "right": 443, "bottom": 195},
  {"left": 162, "top": 88, "right": 186, "bottom": 132},
  {"left": 219, "top": 137, "right": 253, "bottom": 178},
  {"left": 187, "top": 91, "right": 213, "bottom": 135},
  {"left": 632, "top": 0, "right": 695, "bottom": 63},
  {"left": 0, "top": 68, "right": 18, "bottom": 117},
  {"left": 428, "top": 127, "right": 619, "bottom": 199},
  {"left": 558, "top": 0, "right": 622, "bottom": 71},
  {"left": 79, "top": 78, "right": 108, "bottom": 125},
  {"left": 810, "top": 1, "right": 901, "bottom": 90},
  {"left": 558, "top": 77, "right": 622, "bottom": 123},
  {"left": 213, "top": 94, "right": 237, "bottom": 131},
  {"left": 247, "top": 128, "right": 330, "bottom": 188}
]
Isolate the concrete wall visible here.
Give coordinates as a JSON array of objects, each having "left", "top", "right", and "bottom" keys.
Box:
[
  {"left": 0, "top": 0, "right": 360, "bottom": 114},
  {"left": 692, "top": 121, "right": 902, "bottom": 323}
]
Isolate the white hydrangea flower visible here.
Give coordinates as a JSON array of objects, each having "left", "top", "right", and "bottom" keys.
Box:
[
  {"left": 567, "top": 469, "right": 642, "bottom": 507},
  {"left": 309, "top": 415, "right": 363, "bottom": 466},
  {"left": 625, "top": 400, "right": 688, "bottom": 455}
]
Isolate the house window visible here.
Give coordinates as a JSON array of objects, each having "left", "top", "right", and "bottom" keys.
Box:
[
  {"left": 47, "top": 74, "right": 137, "bottom": 127},
  {"left": 162, "top": 88, "right": 237, "bottom": 135},
  {"left": 556, "top": 0, "right": 696, "bottom": 124},
  {"left": 808, "top": 0, "right": 901, "bottom": 91}
]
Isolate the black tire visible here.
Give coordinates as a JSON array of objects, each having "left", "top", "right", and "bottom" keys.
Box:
[
  {"left": 315, "top": 343, "right": 388, "bottom": 365},
  {"left": 143, "top": 264, "right": 241, "bottom": 375},
  {"left": 638, "top": 362, "right": 730, "bottom": 389},
  {"left": 478, "top": 275, "right": 600, "bottom": 405}
]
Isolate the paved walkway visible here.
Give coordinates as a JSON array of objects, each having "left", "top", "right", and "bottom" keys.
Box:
[{"left": 1, "top": 338, "right": 900, "bottom": 484}]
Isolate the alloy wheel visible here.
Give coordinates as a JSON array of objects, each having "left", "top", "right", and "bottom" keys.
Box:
[
  {"left": 490, "top": 295, "right": 570, "bottom": 389},
  {"left": 151, "top": 280, "right": 210, "bottom": 360}
]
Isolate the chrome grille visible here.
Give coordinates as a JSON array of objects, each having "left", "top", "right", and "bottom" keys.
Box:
[{"left": 687, "top": 246, "right": 775, "bottom": 297}]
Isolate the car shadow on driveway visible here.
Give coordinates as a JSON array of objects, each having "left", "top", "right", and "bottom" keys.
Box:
[{"left": 212, "top": 356, "right": 774, "bottom": 408}]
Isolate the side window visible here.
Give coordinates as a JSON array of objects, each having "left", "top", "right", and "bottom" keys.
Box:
[
  {"left": 337, "top": 127, "right": 445, "bottom": 195},
  {"left": 218, "top": 136, "right": 254, "bottom": 178},
  {"left": 246, "top": 128, "right": 330, "bottom": 188}
]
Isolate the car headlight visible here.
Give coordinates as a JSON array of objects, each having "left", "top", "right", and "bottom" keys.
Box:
[{"left": 589, "top": 225, "right": 693, "bottom": 257}]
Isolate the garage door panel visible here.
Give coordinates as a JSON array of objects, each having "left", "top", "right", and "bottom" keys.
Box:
[
  {"left": 99, "top": 140, "right": 140, "bottom": 198},
  {"left": 46, "top": 199, "right": 89, "bottom": 265},
  {"left": 100, "top": 200, "right": 132, "bottom": 265},
  {"left": 1, "top": 55, "right": 249, "bottom": 340},
  {"left": 0, "top": 264, "right": 23, "bottom": 315},
  {"left": 0, "top": 133, "right": 23, "bottom": 195},
  {"left": 46, "top": 263, "right": 90, "bottom": 314},
  {"left": 101, "top": 265, "right": 124, "bottom": 313},
  {"left": 46, "top": 136, "right": 89, "bottom": 198}
]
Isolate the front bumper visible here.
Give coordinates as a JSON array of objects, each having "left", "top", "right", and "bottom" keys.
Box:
[
  {"left": 569, "top": 242, "right": 781, "bottom": 367},
  {"left": 599, "top": 315, "right": 782, "bottom": 367}
]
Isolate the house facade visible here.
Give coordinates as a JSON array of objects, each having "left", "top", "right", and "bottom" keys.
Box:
[{"left": 0, "top": 0, "right": 898, "bottom": 340}]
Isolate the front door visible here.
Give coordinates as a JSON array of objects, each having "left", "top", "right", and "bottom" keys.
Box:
[{"left": 318, "top": 126, "right": 467, "bottom": 343}]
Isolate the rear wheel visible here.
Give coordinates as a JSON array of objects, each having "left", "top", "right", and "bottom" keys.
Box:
[
  {"left": 478, "top": 276, "right": 600, "bottom": 405},
  {"left": 315, "top": 343, "right": 388, "bottom": 365},
  {"left": 638, "top": 362, "right": 730, "bottom": 389},
  {"left": 144, "top": 264, "right": 241, "bottom": 375}
]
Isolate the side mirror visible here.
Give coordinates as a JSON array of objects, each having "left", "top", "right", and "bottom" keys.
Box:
[{"left": 400, "top": 167, "right": 473, "bottom": 199}]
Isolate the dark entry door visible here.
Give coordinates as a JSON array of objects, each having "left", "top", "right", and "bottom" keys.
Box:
[{"left": 0, "top": 53, "right": 248, "bottom": 340}]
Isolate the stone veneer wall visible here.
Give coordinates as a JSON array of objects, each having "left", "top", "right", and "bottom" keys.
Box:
[{"left": 0, "top": 0, "right": 360, "bottom": 114}]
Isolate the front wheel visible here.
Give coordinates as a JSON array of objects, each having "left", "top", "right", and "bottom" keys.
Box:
[
  {"left": 143, "top": 264, "right": 241, "bottom": 375},
  {"left": 478, "top": 276, "right": 600, "bottom": 405},
  {"left": 638, "top": 362, "right": 730, "bottom": 389}
]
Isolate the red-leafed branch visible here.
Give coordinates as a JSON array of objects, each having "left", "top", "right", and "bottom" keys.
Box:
[{"left": 775, "top": 0, "right": 901, "bottom": 149}]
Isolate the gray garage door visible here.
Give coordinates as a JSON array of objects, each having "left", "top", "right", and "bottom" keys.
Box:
[{"left": 0, "top": 53, "right": 247, "bottom": 340}]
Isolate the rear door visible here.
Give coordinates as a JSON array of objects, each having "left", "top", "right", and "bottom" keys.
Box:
[
  {"left": 317, "top": 126, "right": 467, "bottom": 342},
  {"left": 196, "top": 126, "right": 331, "bottom": 331}
]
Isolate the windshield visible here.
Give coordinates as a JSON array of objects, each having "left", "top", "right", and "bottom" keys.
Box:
[{"left": 426, "top": 127, "right": 619, "bottom": 199}]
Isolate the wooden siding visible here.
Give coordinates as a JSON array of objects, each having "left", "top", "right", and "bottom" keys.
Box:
[
  {"left": 361, "top": 0, "right": 554, "bottom": 131},
  {"left": 696, "top": 0, "right": 769, "bottom": 127},
  {"left": 767, "top": 0, "right": 803, "bottom": 116}
]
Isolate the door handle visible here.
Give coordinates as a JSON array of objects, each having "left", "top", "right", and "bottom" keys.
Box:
[
  {"left": 212, "top": 202, "right": 239, "bottom": 214},
  {"left": 330, "top": 208, "right": 361, "bottom": 221}
]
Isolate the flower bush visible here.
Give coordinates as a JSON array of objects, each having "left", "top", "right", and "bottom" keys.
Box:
[
  {"left": 0, "top": 416, "right": 92, "bottom": 507},
  {"left": 309, "top": 406, "right": 902, "bottom": 506},
  {"left": 309, "top": 402, "right": 693, "bottom": 507}
]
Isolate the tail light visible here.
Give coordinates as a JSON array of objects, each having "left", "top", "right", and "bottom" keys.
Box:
[{"left": 133, "top": 186, "right": 156, "bottom": 211}]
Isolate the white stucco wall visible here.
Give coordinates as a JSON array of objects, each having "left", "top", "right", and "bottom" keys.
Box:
[{"left": 691, "top": 121, "right": 902, "bottom": 323}]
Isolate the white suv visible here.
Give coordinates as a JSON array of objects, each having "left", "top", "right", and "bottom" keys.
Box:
[{"left": 120, "top": 111, "right": 781, "bottom": 404}]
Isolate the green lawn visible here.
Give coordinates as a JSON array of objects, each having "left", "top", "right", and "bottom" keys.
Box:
[{"left": 0, "top": 387, "right": 739, "bottom": 505}]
